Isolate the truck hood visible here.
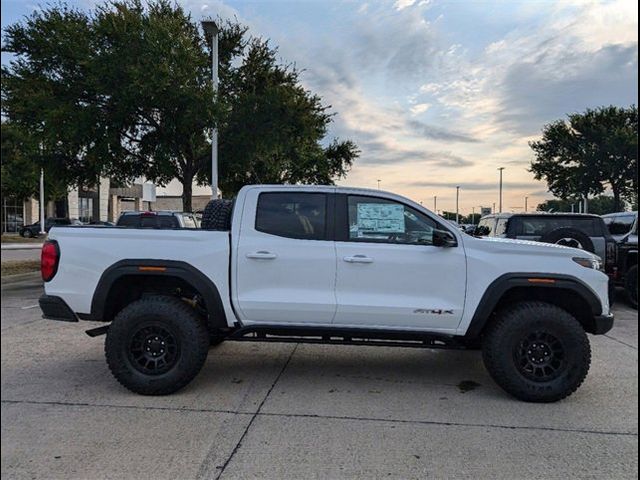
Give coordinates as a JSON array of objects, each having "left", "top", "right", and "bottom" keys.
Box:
[{"left": 470, "top": 236, "right": 600, "bottom": 260}]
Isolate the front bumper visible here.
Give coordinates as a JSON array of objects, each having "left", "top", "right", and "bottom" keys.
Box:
[
  {"left": 39, "top": 295, "right": 78, "bottom": 322},
  {"left": 591, "top": 313, "right": 614, "bottom": 335}
]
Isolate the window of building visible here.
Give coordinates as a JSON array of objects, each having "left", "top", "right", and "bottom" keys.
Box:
[
  {"left": 255, "top": 192, "right": 327, "bottom": 240},
  {"left": 2, "top": 197, "right": 24, "bottom": 233},
  {"left": 78, "top": 197, "right": 94, "bottom": 223}
]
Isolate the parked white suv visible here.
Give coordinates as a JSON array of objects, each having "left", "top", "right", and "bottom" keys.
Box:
[{"left": 39, "top": 185, "right": 613, "bottom": 402}]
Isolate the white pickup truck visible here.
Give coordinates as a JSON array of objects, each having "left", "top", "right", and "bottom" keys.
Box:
[{"left": 39, "top": 185, "right": 613, "bottom": 402}]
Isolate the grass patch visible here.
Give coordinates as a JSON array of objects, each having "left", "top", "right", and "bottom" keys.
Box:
[
  {"left": 1, "top": 235, "right": 45, "bottom": 244},
  {"left": 1, "top": 260, "right": 41, "bottom": 277}
]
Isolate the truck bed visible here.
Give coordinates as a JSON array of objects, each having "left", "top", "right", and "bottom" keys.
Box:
[{"left": 45, "top": 227, "right": 234, "bottom": 322}]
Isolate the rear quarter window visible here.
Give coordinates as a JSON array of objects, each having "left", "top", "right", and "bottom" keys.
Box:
[{"left": 517, "top": 217, "right": 599, "bottom": 236}]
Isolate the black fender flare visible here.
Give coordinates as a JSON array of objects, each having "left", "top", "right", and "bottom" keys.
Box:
[
  {"left": 85, "top": 259, "right": 228, "bottom": 329},
  {"left": 464, "top": 273, "right": 603, "bottom": 339}
]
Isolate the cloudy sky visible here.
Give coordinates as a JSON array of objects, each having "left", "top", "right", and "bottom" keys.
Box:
[{"left": 2, "top": 0, "right": 638, "bottom": 213}]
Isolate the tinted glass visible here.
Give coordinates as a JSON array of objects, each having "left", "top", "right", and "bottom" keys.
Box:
[
  {"left": 495, "top": 218, "right": 510, "bottom": 236},
  {"left": 347, "top": 196, "right": 438, "bottom": 245},
  {"left": 475, "top": 217, "right": 494, "bottom": 236},
  {"left": 117, "top": 215, "right": 139, "bottom": 227},
  {"left": 256, "top": 193, "right": 327, "bottom": 240},
  {"left": 517, "top": 217, "right": 598, "bottom": 236},
  {"left": 603, "top": 214, "right": 636, "bottom": 235}
]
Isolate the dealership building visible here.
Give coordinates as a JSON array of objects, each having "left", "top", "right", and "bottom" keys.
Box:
[{"left": 1, "top": 178, "right": 213, "bottom": 233}]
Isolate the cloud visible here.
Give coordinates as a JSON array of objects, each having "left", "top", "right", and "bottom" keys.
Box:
[
  {"left": 410, "top": 103, "right": 430, "bottom": 115},
  {"left": 405, "top": 119, "right": 479, "bottom": 143},
  {"left": 357, "top": 141, "right": 474, "bottom": 167},
  {"left": 406, "top": 180, "right": 546, "bottom": 192}
]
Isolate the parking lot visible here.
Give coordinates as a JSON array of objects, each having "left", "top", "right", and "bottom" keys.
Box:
[{"left": 1, "top": 276, "right": 637, "bottom": 479}]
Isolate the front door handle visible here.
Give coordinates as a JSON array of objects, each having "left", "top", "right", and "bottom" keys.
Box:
[
  {"left": 343, "top": 255, "right": 374, "bottom": 264},
  {"left": 246, "top": 251, "right": 277, "bottom": 260}
]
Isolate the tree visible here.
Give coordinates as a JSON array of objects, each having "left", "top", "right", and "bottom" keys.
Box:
[
  {"left": 1, "top": 122, "right": 69, "bottom": 204},
  {"left": 536, "top": 195, "right": 618, "bottom": 215},
  {"left": 530, "top": 105, "right": 637, "bottom": 212},
  {"left": 2, "top": 1, "right": 358, "bottom": 211}
]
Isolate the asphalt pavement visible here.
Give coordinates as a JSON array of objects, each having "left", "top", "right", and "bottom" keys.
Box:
[
  {"left": 1, "top": 277, "right": 638, "bottom": 479},
  {"left": 1, "top": 248, "right": 41, "bottom": 262}
]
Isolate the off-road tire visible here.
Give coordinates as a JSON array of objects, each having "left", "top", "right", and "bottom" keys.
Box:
[
  {"left": 482, "top": 301, "right": 591, "bottom": 403},
  {"left": 539, "top": 227, "right": 595, "bottom": 253},
  {"left": 201, "top": 199, "right": 234, "bottom": 231},
  {"left": 626, "top": 265, "right": 638, "bottom": 309},
  {"left": 105, "top": 296, "right": 209, "bottom": 395},
  {"left": 209, "top": 330, "right": 227, "bottom": 347}
]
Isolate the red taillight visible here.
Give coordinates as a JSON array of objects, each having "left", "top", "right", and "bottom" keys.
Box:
[{"left": 41, "top": 240, "right": 60, "bottom": 282}]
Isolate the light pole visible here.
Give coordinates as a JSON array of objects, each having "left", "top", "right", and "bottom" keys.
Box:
[
  {"left": 377, "top": 179, "right": 381, "bottom": 190},
  {"left": 455, "top": 186, "right": 460, "bottom": 224},
  {"left": 524, "top": 196, "right": 528, "bottom": 213},
  {"left": 39, "top": 168, "right": 45, "bottom": 235},
  {"left": 493, "top": 202, "right": 496, "bottom": 213},
  {"left": 202, "top": 19, "right": 219, "bottom": 198},
  {"left": 433, "top": 195, "right": 437, "bottom": 212},
  {"left": 497, "top": 167, "right": 505, "bottom": 213}
]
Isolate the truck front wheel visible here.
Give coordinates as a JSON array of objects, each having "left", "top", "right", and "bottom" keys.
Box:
[
  {"left": 105, "top": 296, "right": 209, "bottom": 395},
  {"left": 482, "top": 301, "right": 591, "bottom": 403}
]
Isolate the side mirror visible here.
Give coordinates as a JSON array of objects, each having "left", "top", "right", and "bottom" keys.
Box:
[{"left": 433, "top": 229, "right": 457, "bottom": 247}]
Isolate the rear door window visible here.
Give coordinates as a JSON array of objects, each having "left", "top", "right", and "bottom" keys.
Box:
[{"left": 255, "top": 192, "right": 327, "bottom": 240}]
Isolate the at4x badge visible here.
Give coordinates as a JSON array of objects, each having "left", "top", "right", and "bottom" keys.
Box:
[{"left": 413, "top": 309, "right": 454, "bottom": 315}]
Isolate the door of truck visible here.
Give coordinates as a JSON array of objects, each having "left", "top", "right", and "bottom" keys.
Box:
[
  {"left": 332, "top": 194, "right": 466, "bottom": 331},
  {"left": 234, "top": 188, "right": 337, "bottom": 324}
]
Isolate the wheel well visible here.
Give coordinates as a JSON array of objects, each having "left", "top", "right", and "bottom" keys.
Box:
[
  {"left": 489, "top": 286, "right": 597, "bottom": 334},
  {"left": 626, "top": 252, "right": 637, "bottom": 271},
  {"left": 102, "top": 275, "right": 207, "bottom": 324}
]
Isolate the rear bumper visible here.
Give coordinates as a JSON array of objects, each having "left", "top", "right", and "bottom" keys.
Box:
[
  {"left": 39, "top": 295, "right": 78, "bottom": 322},
  {"left": 592, "top": 313, "right": 614, "bottom": 335}
]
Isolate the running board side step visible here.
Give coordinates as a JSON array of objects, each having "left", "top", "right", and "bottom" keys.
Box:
[{"left": 227, "top": 325, "right": 466, "bottom": 350}]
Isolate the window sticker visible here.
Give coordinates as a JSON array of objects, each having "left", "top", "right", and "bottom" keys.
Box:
[{"left": 356, "top": 203, "right": 405, "bottom": 234}]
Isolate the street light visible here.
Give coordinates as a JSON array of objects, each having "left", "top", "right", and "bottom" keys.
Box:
[
  {"left": 202, "top": 19, "right": 219, "bottom": 198},
  {"left": 433, "top": 195, "right": 437, "bottom": 212},
  {"left": 455, "top": 186, "right": 460, "bottom": 224},
  {"left": 39, "top": 168, "right": 45, "bottom": 235},
  {"left": 497, "top": 167, "right": 505, "bottom": 213},
  {"left": 377, "top": 179, "right": 381, "bottom": 190},
  {"left": 524, "top": 196, "right": 528, "bottom": 212}
]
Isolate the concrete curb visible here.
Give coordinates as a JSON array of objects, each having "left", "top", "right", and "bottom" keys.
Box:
[
  {"left": 1, "top": 271, "right": 42, "bottom": 285},
  {"left": 1, "top": 244, "right": 43, "bottom": 250}
]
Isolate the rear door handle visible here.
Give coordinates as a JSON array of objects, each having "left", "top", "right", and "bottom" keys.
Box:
[
  {"left": 246, "top": 251, "right": 277, "bottom": 260},
  {"left": 343, "top": 255, "right": 374, "bottom": 264}
]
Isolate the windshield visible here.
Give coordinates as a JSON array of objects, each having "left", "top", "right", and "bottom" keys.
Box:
[{"left": 603, "top": 214, "right": 637, "bottom": 236}]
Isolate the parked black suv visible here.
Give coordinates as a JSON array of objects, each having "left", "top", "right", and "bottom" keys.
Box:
[
  {"left": 19, "top": 218, "right": 72, "bottom": 238},
  {"left": 604, "top": 212, "right": 637, "bottom": 308},
  {"left": 475, "top": 213, "right": 617, "bottom": 277}
]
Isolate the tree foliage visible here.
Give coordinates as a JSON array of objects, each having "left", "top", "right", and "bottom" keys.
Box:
[
  {"left": 1, "top": 122, "right": 69, "bottom": 202},
  {"left": 529, "top": 105, "right": 637, "bottom": 212},
  {"left": 1, "top": 1, "right": 358, "bottom": 211},
  {"left": 536, "top": 195, "right": 621, "bottom": 215}
]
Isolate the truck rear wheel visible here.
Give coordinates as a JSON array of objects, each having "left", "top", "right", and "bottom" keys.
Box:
[
  {"left": 105, "top": 296, "right": 209, "bottom": 395},
  {"left": 482, "top": 301, "right": 591, "bottom": 403}
]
